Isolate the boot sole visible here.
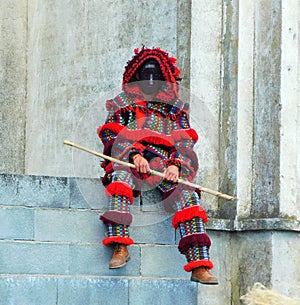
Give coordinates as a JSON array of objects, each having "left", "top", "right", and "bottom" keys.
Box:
[
  {"left": 191, "top": 277, "right": 219, "bottom": 285},
  {"left": 109, "top": 256, "right": 130, "bottom": 269}
]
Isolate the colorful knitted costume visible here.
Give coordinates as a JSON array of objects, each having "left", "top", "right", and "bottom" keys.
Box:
[{"left": 98, "top": 47, "right": 214, "bottom": 272}]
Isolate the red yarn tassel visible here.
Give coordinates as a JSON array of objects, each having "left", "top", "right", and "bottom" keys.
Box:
[
  {"left": 102, "top": 236, "right": 134, "bottom": 246},
  {"left": 106, "top": 182, "right": 133, "bottom": 202},
  {"left": 184, "top": 260, "right": 214, "bottom": 272},
  {"left": 172, "top": 206, "right": 208, "bottom": 229}
]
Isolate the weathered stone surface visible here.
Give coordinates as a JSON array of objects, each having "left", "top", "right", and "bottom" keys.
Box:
[
  {"left": 231, "top": 232, "right": 273, "bottom": 300},
  {"left": 218, "top": 0, "right": 239, "bottom": 219},
  {"left": 252, "top": 0, "right": 282, "bottom": 217},
  {"left": 0, "top": 276, "right": 57, "bottom": 305},
  {"left": 0, "top": 242, "right": 69, "bottom": 274},
  {"left": 25, "top": 0, "right": 178, "bottom": 177},
  {"left": 272, "top": 232, "right": 300, "bottom": 300},
  {"left": 0, "top": 207, "right": 34, "bottom": 240},
  {"left": 129, "top": 279, "right": 198, "bottom": 305},
  {"left": 176, "top": 0, "right": 191, "bottom": 90},
  {"left": 141, "top": 245, "right": 188, "bottom": 279},
  {"left": 0, "top": 0, "right": 27, "bottom": 174},
  {"left": 68, "top": 243, "right": 140, "bottom": 277},
  {"left": 57, "top": 277, "right": 129, "bottom": 305},
  {"left": 132, "top": 216, "right": 175, "bottom": 245},
  {"left": 69, "top": 177, "right": 105, "bottom": 210},
  {"left": 0, "top": 174, "right": 69, "bottom": 208},
  {"left": 1, "top": 0, "right": 300, "bottom": 303},
  {"left": 190, "top": 0, "right": 223, "bottom": 215},
  {"left": 34, "top": 208, "right": 102, "bottom": 243}
]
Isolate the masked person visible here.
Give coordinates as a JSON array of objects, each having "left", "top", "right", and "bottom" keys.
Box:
[{"left": 97, "top": 47, "right": 218, "bottom": 285}]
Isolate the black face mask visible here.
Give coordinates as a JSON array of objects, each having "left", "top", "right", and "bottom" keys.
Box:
[{"left": 138, "top": 59, "right": 164, "bottom": 95}]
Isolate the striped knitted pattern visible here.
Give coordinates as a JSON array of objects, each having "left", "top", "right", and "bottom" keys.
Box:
[
  {"left": 106, "top": 111, "right": 124, "bottom": 124},
  {"left": 175, "top": 190, "right": 200, "bottom": 211},
  {"left": 107, "top": 224, "right": 130, "bottom": 239},
  {"left": 111, "top": 170, "right": 133, "bottom": 186},
  {"left": 113, "top": 92, "right": 130, "bottom": 108},
  {"left": 108, "top": 195, "right": 131, "bottom": 212},
  {"left": 147, "top": 111, "right": 171, "bottom": 135},
  {"left": 185, "top": 246, "right": 210, "bottom": 262},
  {"left": 178, "top": 112, "right": 191, "bottom": 129},
  {"left": 101, "top": 129, "right": 115, "bottom": 142},
  {"left": 113, "top": 141, "right": 134, "bottom": 158},
  {"left": 176, "top": 138, "right": 195, "bottom": 148},
  {"left": 127, "top": 117, "right": 138, "bottom": 130},
  {"left": 146, "top": 144, "right": 169, "bottom": 159},
  {"left": 179, "top": 217, "right": 206, "bottom": 237},
  {"left": 157, "top": 179, "right": 176, "bottom": 193}
]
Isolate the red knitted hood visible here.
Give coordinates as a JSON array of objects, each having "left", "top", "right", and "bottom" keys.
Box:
[{"left": 122, "top": 46, "right": 182, "bottom": 102}]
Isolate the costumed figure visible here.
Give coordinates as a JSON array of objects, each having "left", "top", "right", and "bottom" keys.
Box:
[{"left": 97, "top": 46, "right": 218, "bottom": 285}]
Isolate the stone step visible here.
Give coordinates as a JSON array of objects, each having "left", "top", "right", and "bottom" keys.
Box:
[
  {"left": 0, "top": 240, "right": 189, "bottom": 279},
  {"left": 0, "top": 275, "right": 198, "bottom": 305},
  {"left": 1, "top": 173, "right": 227, "bottom": 305}
]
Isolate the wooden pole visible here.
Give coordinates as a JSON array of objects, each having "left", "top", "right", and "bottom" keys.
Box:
[{"left": 64, "top": 140, "right": 235, "bottom": 201}]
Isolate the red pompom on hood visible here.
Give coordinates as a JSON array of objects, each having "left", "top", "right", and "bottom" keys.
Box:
[{"left": 122, "top": 46, "right": 182, "bottom": 102}]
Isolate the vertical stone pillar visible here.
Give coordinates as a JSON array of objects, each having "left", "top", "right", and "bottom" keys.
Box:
[
  {"left": 0, "top": 0, "right": 27, "bottom": 174},
  {"left": 251, "top": 0, "right": 282, "bottom": 217},
  {"left": 190, "top": 0, "right": 223, "bottom": 213},
  {"left": 176, "top": 0, "right": 191, "bottom": 91},
  {"left": 280, "top": 0, "right": 300, "bottom": 219},
  {"left": 236, "top": 0, "right": 254, "bottom": 218},
  {"left": 219, "top": 0, "right": 239, "bottom": 218}
]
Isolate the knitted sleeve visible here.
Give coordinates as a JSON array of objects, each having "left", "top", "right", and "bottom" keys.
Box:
[
  {"left": 166, "top": 111, "right": 199, "bottom": 180},
  {"left": 97, "top": 96, "right": 129, "bottom": 158}
]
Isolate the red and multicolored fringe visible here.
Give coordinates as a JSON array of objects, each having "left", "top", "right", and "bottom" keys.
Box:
[
  {"left": 184, "top": 259, "right": 214, "bottom": 272},
  {"left": 172, "top": 206, "right": 208, "bottom": 229},
  {"left": 106, "top": 182, "right": 133, "bottom": 202},
  {"left": 102, "top": 236, "right": 134, "bottom": 246},
  {"left": 97, "top": 122, "right": 124, "bottom": 140}
]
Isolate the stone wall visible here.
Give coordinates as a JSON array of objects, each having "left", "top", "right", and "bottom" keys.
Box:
[
  {"left": 0, "top": 0, "right": 27, "bottom": 173},
  {"left": 1, "top": 0, "right": 300, "bottom": 304},
  {"left": 1, "top": 0, "right": 184, "bottom": 177}
]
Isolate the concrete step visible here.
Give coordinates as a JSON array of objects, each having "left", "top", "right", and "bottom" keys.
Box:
[
  {"left": 1, "top": 173, "right": 206, "bottom": 305},
  {"left": 0, "top": 275, "right": 198, "bottom": 305}
]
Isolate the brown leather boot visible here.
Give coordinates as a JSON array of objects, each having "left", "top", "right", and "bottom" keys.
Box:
[
  {"left": 191, "top": 267, "right": 219, "bottom": 285},
  {"left": 109, "top": 244, "right": 130, "bottom": 269}
]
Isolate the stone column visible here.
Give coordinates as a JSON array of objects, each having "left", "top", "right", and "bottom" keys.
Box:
[
  {"left": 0, "top": 0, "right": 27, "bottom": 174},
  {"left": 190, "top": 0, "right": 223, "bottom": 214},
  {"left": 279, "top": 0, "right": 300, "bottom": 220},
  {"left": 251, "top": 0, "right": 282, "bottom": 218},
  {"left": 236, "top": 0, "right": 254, "bottom": 218}
]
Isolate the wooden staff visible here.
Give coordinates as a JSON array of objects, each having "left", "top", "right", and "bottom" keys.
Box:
[{"left": 64, "top": 140, "right": 235, "bottom": 201}]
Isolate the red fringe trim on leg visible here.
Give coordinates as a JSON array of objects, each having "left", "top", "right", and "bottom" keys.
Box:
[
  {"left": 102, "top": 236, "right": 134, "bottom": 246},
  {"left": 106, "top": 182, "right": 133, "bottom": 202},
  {"left": 172, "top": 206, "right": 208, "bottom": 229},
  {"left": 184, "top": 260, "right": 214, "bottom": 272}
]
